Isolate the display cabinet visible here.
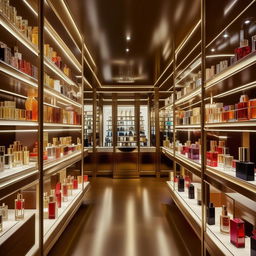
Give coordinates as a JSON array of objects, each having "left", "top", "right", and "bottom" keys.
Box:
[
  {"left": 162, "top": 1, "right": 256, "bottom": 255},
  {"left": 0, "top": 0, "right": 90, "bottom": 254}
]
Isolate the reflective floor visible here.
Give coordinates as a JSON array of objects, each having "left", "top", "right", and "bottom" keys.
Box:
[{"left": 48, "top": 178, "right": 200, "bottom": 256}]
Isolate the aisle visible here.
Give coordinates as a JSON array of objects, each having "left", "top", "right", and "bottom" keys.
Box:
[{"left": 48, "top": 178, "right": 200, "bottom": 256}]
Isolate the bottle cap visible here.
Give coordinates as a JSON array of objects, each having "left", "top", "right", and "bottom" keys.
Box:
[{"left": 222, "top": 205, "right": 228, "bottom": 216}]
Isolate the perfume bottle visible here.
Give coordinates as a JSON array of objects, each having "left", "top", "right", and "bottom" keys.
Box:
[
  {"left": 25, "top": 89, "right": 38, "bottom": 121},
  {"left": 185, "top": 175, "right": 191, "bottom": 188},
  {"left": 73, "top": 177, "right": 78, "bottom": 190},
  {"left": 178, "top": 176, "right": 185, "bottom": 192},
  {"left": 207, "top": 203, "right": 215, "bottom": 225},
  {"left": 249, "top": 99, "right": 256, "bottom": 120},
  {"left": 67, "top": 177, "right": 73, "bottom": 196},
  {"left": 43, "top": 192, "right": 49, "bottom": 219},
  {"left": 236, "top": 147, "right": 255, "bottom": 181},
  {"left": 77, "top": 175, "right": 83, "bottom": 184},
  {"left": 15, "top": 193, "right": 25, "bottom": 220},
  {"left": 48, "top": 195, "right": 57, "bottom": 219},
  {"left": 188, "top": 184, "right": 195, "bottom": 199},
  {"left": 55, "top": 191, "right": 62, "bottom": 208},
  {"left": 207, "top": 141, "right": 218, "bottom": 167},
  {"left": 230, "top": 218, "right": 245, "bottom": 248},
  {"left": 84, "top": 175, "right": 88, "bottom": 182},
  {"left": 0, "top": 203, "right": 8, "bottom": 220},
  {"left": 237, "top": 95, "right": 249, "bottom": 121},
  {"left": 223, "top": 155, "right": 234, "bottom": 172},
  {"left": 220, "top": 205, "right": 230, "bottom": 234},
  {"left": 235, "top": 29, "right": 251, "bottom": 60},
  {"left": 62, "top": 179, "right": 68, "bottom": 202},
  {"left": 197, "top": 187, "right": 202, "bottom": 205},
  {"left": 251, "top": 230, "right": 256, "bottom": 256}
]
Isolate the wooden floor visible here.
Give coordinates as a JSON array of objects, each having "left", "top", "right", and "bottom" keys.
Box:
[{"left": 48, "top": 177, "right": 200, "bottom": 256}]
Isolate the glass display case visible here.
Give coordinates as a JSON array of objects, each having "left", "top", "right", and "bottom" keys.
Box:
[
  {"left": 163, "top": 1, "right": 256, "bottom": 255},
  {"left": 0, "top": 0, "right": 90, "bottom": 254}
]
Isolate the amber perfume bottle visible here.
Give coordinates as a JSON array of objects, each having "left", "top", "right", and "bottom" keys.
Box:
[
  {"left": 220, "top": 205, "right": 230, "bottom": 234},
  {"left": 237, "top": 95, "right": 249, "bottom": 121},
  {"left": 188, "top": 184, "right": 195, "bottom": 199},
  {"left": 230, "top": 218, "right": 245, "bottom": 248},
  {"left": 251, "top": 230, "right": 256, "bottom": 256},
  {"left": 207, "top": 203, "right": 215, "bottom": 225},
  {"left": 15, "top": 193, "right": 25, "bottom": 220},
  {"left": 25, "top": 89, "right": 38, "bottom": 121},
  {"left": 77, "top": 175, "right": 83, "bottom": 184},
  {"left": 249, "top": 99, "right": 256, "bottom": 119},
  {"left": 236, "top": 147, "right": 255, "bottom": 181}
]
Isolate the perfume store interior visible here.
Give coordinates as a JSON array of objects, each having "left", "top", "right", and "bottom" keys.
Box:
[{"left": 0, "top": 0, "right": 256, "bottom": 255}]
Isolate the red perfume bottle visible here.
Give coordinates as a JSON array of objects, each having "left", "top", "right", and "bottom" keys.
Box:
[
  {"left": 73, "top": 178, "right": 78, "bottom": 189},
  {"left": 55, "top": 191, "right": 62, "bottom": 208},
  {"left": 235, "top": 34, "right": 251, "bottom": 61},
  {"left": 48, "top": 195, "right": 57, "bottom": 219},
  {"left": 230, "top": 218, "right": 245, "bottom": 248},
  {"left": 237, "top": 95, "right": 249, "bottom": 121},
  {"left": 84, "top": 175, "right": 88, "bottom": 182},
  {"left": 185, "top": 175, "right": 191, "bottom": 188},
  {"left": 207, "top": 140, "right": 218, "bottom": 167},
  {"left": 55, "top": 182, "right": 61, "bottom": 193}
]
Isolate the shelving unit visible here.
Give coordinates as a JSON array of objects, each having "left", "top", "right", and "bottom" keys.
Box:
[
  {"left": 0, "top": 0, "right": 90, "bottom": 255},
  {"left": 161, "top": 1, "right": 256, "bottom": 255}
]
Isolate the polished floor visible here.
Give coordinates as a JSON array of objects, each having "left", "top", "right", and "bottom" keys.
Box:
[{"left": 48, "top": 178, "right": 200, "bottom": 256}]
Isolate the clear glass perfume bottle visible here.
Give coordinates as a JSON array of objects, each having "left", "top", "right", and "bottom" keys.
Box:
[
  {"left": 15, "top": 193, "right": 25, "bottom": 220},
  {"left": 220, "top": 205, "right": 230, "bottom": 234},
  {"left": 62, "top": 179, "right": 68, "bottom": 202},
  {"left": 0, "top": 203, "right": 8, "bottom": 220}
]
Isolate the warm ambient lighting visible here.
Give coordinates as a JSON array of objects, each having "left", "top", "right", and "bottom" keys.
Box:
[
  {"left": 126, "top": 36, "right": 131, "bottom": 41},
  {"left": 126, "top": 48, "right": 130, "bottom": 52},
  {"left": 223, "top": 33, "right": 229, "bottom": 38},
  {"left": 211, "top": 48, "right": 216, "bottom": 52},
  {"left": 244, "top": 20, "right": 250, "bottom": 24}
]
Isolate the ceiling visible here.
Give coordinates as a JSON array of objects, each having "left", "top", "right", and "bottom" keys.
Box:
[{"left": 65, "top": 0, "right": 200, "bottom": 87}]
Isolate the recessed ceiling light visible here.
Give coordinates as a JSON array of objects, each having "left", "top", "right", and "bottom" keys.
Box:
[
  {"left": 244, "top": 20, "right": 250, "bottom": 24},
  {"left": 211, "top": 48, "right": 215, "bottom": 52},
  {"left": 126, "top": 48, "right": 130, "bottom": 52},
  {"left": 223, "top": 33, "right": 229, "bottom": 38},
  {"left": 126, "top": 36, "right": 131, "bottom": 41}
]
